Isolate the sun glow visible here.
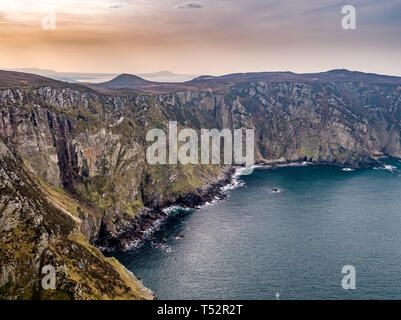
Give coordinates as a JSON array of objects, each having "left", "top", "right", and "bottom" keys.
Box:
[{"left": 0, "top": 0, "right": 399, "bottom": 75}]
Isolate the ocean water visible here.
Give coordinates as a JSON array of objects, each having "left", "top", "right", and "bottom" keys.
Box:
[{"left": 113, "top": 159, "right": 401, "bottom": 299}]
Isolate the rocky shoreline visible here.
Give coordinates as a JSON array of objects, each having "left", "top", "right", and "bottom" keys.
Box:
[
  {"left": 96, "top": 166, "right": 235, "bottom": 252},
  {"left": 256, "top": 156, "right": 382, "bottom": 169},
  {"left": 95, "top": 156, "right": 395, "bottom": 253}
]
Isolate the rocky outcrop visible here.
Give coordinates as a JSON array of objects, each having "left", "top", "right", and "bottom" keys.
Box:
[{"left": 0, "top": 139, "right": 153, "bottom": 300}]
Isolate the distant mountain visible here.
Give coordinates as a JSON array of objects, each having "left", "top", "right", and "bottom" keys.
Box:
[
  {"left": 0, "top": 70, "right": 79, "bottom": 88},
  {"left": 97, "top": 73, "right": 153, "bottom": 88},
  {"left": 301, "top": 69, "right": 401, "bottom": 83},
  {"left": 190, "top": 75, "right": 216, "bottom": 81},
  {"left": 3, "top": 68, "right": 198, "bottom": 83},
  {"left": 92, "top": 69, "right": 401, "bottom": 93},
  {"left": 135, "top": 70, "right": 197, "bottom": 82},
  {"left": 187, "top": 69, "right": 401, "bottom": 84},
  {"left": 5, "top": 68, "right": 400, "bottom": 88}
]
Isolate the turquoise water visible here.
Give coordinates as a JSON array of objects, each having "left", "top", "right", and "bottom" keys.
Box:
[{"left": 114, "top": 160, "right": 401, "bottom": 299}]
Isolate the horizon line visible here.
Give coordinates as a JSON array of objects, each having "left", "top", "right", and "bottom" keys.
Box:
[{"left": 2, "top": 67, "right": 401, "bottom": 80}]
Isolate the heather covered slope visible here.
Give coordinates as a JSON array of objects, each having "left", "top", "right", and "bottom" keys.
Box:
[{"left": 0, "top": 140, "right": 154, "bottom": 299}]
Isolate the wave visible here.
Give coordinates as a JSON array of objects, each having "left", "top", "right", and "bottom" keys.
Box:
[
  {"left": 121, "top": 217, "right": 165, "bottom": 251},
  {"left": 220, "top": 165, "right": 260, "bottom": 192},
  {"left": 121, "top": 165, "right": 260, "bottom": 252},
  {"left": 235, "top": 166, "right": 256, "bottom": 176},
  {"left": 276, "top": 161, "right": 312, "bottom": 168},
  {"left": 123, "top": 239, "right": 143, "bottom": 251},
  {"left": 221, "top": 176, "right": 245, "bottom": 192},
  {"left": 162, "top": 206, "right": 194, "bottom": 215},
  {"left": 142, "top": 219, "right": 163, "bottom": 238},
  {"left": 223, "top": 162, "right": 313, "bottom": 194},
  {"left": 201, "top": 199, "right": 220, "bottom": 207},
  {"left": 342, "top": 168, "right": 355, "bottom": 172},
  {"left": 374, "top": 164, "right": 398, "bottom": 172}
]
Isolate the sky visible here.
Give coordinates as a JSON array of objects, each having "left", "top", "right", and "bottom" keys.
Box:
[{"left": 0, "top": 0, "right": 400, "bottom": 76}]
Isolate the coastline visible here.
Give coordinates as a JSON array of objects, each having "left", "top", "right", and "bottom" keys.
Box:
[
  {"left": 98, "top": 166, "right": 236, "bottom": 252},
  {"left": 98, "top": 156, "right": 396, "bottom": 253},
  {"left": 116, "top": 158, "right": 401, "bottom": 300}
]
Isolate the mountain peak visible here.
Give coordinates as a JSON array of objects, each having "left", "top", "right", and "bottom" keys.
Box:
[
  {"left": 326, "top": 68, "right": 352, "bottom": 74},
  {"left": 98, "top": 73, "right": 151, "bottom": 88}
]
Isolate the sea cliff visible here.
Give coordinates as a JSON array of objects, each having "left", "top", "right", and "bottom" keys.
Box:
[{"left": 1, "top": 69, "right": 400, "bottom": 299}]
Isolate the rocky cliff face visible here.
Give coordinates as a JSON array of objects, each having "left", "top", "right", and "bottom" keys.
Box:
[
  {"left": 167, "top": 80, "right": 401, "bottom": 165},
  {"left": 0, "top": 69, "right": 400, "bottom": 299},
  {"left": 0, "top": 140, "right": 153, "bottom": 300},
  {"left": 0, "top": 84, "right": 233, "bottom": 250}
]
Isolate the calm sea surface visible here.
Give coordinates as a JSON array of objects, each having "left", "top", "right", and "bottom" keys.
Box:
[{"left": 113, "top": 159, "right": 401, "bottom": 299}]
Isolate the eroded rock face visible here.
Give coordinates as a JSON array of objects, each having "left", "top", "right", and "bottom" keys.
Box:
[
  {"left": 0, "top": 140, "right": 153, "bottom": 300},
  {"left": 0, "top": 78, "right": 400, "bottom": 249},
  {"left": 168, "top": 81, "right": 401, "bottom": 166}
]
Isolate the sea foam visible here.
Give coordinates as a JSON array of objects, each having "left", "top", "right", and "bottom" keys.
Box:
[
  {"left": 374, "top": 164, "right": 398, "bottom": 172},
  {"left": 221, "top": 166, "right": 259, "bottom": 192}
]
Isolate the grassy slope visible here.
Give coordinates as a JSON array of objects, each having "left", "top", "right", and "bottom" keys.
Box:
[{"left": 0, "top": 140, "right": 154, "bottom": 300}]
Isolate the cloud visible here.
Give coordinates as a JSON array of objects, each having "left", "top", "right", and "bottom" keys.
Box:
[
  {"left": 175, "top": 2, "right": 203, "bottom": 9},
  {"left": 1, "top": 0, "right": 400, "bottom": 76},
  {"left": 109, "top": 5, "right": 122, "bottom": 9}
]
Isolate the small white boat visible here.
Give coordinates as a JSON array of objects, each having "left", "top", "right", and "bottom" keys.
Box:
[{"left": 342, "top": 168, "right": 355, "bottom": 172}]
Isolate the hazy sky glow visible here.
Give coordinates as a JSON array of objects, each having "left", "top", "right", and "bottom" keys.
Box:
[{"left": 0, "top": 0, "right": 400, "bottom": 75}]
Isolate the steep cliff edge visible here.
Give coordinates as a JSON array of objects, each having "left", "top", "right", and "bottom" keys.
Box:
[
  {"left": 0, "top": 139, "right": 153, "bottom": 299},
  {"left": 0, "top": 81, "right": 233, "bottom": 250}
]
